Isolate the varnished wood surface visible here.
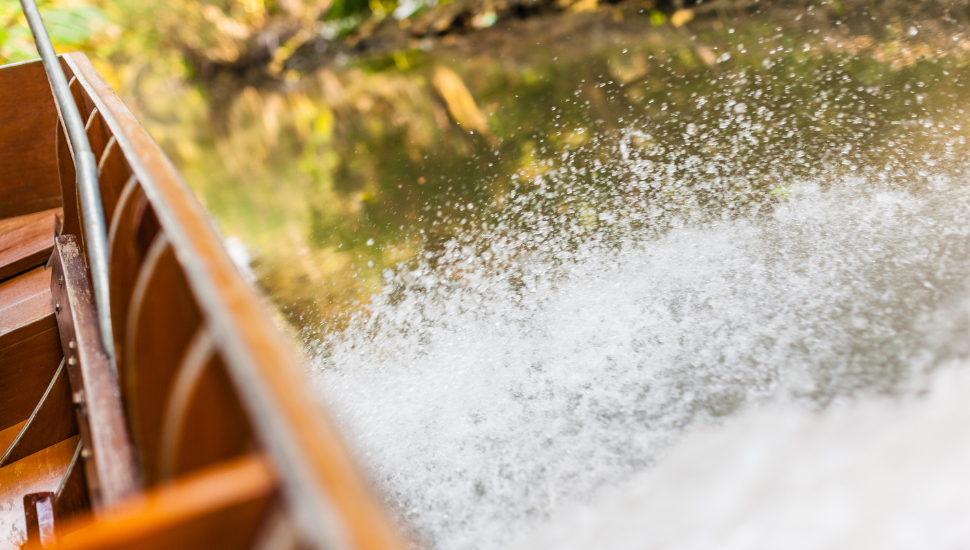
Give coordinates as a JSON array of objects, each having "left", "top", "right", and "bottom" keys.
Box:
[
  {"left": 96, "top": 138, "right": 131, "bottom": 226},
  {"left": 0, "top": 208, "right": 60, "bottom": 282},
  {"left": 123, "top": 234, "right": 201, "bottom": 485},
  {"left": 67, "top": 51, "right": 408, "bottom": 550},
  {"left": 0, "top": 324, "right": 62, "bottom": 433},
  {"left": 55, "top": 118, "right": 81, "bottom": 245},
  {"left": 106, "top": 177, "right": 146, "bottom": 364},
  {"left": 0, "top": 266, "right": 54, "bottom": 349},
  {"left": 0, "top": 436, "right": 79, "bottom": 550},
  {"left": 0, "top": 60, "right": 61, "bottom": 220},
  {"left": 158, "top": 329, "right": 252, "bottom": 481},
  {"left": 53, "top": 454, "right": 276, "bottom": 550},
  {"left": 50, "top": 237, "right": 138, "bottom": 508},
  {"left": 0, "top": 421, "right": 28, "bottom": 453},
  {"left": 0, "top": 360, "right": 78, "bottom": 467},
  {"left": 54, "top": 441, "right": 91, "bottom": 529}
]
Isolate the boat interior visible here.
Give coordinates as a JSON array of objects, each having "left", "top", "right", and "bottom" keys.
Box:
[{"left": 0, "top": 53, "right": 404, "bottom": 550}]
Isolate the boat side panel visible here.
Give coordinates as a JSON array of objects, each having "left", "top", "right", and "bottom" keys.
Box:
[
  {"left": 122, "top": 234, "right": 202, "bottom": 485},
  {"left": 0, "top": 59, "right": 62, "bottom": 220}
]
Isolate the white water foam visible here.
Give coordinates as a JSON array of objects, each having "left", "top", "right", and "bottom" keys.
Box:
[
  {"left": 513, "top": 363, "right": 970, "bottom": 550},
  {"left": 310, "top": 168, "right": 970, "bottom": 549}
]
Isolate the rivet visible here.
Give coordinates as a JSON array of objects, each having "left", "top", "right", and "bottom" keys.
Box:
[
  {"left": 58, "top": 276, "right": 63, "bottom": 286},
  {"left": 72, "top": 389, "right": 84, "bottom": 404},
  {"left": 55, "top": 302, "right": 60, "bottom": 313},
  {"left": 81, "top": 448, "right": 91, "bottom": 459},
  {"left": 69, "top": 340, "right": 76, "bottom": 350},
  {"left": 68, "top": 357, "right": 76, "bottom": 366}
]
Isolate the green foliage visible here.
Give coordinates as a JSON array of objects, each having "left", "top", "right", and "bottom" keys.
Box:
[{"left": 0, "top": 0, "right": 108, "bottom": 64}]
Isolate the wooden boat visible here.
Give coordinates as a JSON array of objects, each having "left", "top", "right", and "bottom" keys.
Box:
[{"left": 0, "top": 4, "right": 405, "bottom": 550}]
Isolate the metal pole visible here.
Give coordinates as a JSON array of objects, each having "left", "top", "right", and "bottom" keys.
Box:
[{"left": 20, "top": 0, "right": 116, "bottom": 368}]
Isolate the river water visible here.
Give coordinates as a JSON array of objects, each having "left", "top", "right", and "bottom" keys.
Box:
[
  {"left": 306, "top": 47, "right": 970, "bottom": 550},
  {"left": 162, "top": 13, "right": 970, "bottom": 550}
]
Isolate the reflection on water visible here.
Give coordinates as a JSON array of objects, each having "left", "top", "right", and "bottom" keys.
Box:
[
  {"left": 163, "top": 16, "right": 969, "bottom": 335},
  {"left": 152, "top": 11, "right": 970, "bottom": 550}
]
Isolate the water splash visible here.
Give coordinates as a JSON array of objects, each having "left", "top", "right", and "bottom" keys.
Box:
[
  {"left": 311, "top": 162, "right": 970, "bottom": 549},
  {"left": 513, "top": 363, "right": 970, "bottom": 550}
]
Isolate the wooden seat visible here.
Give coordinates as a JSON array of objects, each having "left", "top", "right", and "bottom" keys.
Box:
[
  {"left": 0, "top": 266, "right": 62, "bottom": 439},
  {"left": 0, "top": 208, "right": 60, "bottom": 282},
  {"left": 0, "top": 265, "right": 54, "bottom": 342}
]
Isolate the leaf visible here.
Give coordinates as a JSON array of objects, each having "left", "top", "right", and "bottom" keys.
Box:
[{"left": 41, "top": 5, "right": 107, "bottom": 46}]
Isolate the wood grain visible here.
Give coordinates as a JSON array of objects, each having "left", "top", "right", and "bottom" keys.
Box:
[
  {"left": 0, "top": 435, "right": 79, "bottom": 550},
  {"left": 0, "top": 208, "right": 60, "bottom": 282},
  {"left": 54, "top": 441, "right": 91, "bottom": 529},
  {"left": 50, "top": 236, "right": 139, "bottom": 509},
  {"left": 158, "top": 329, "right": 253, "bottom": 481},
  {"left": 52, "top": 454, "right": 275, "bottom": 550},
  {"left": 0, "top": 325, "right": 62, "bottom": 433},
  {"left": 0, "top": 266, "right": 54, "bottom": 348},
  {"left": 83, "top": 111, "right": 109, "bottom": 163},
  {"left": 96, "top": 138, "right": 131, "bottom": 226},
  {"left": 0, "top": 359, "right": 79, "bottom": 467},
  {"left": 0, "top": 421, "right": 28, "bottom": 454},
  {"left": 0, "top": 60, "right": 61, "bottom": 220},
  {"left": 106, "top": 179, "right": 158, "bottom": 371},
  {"left": 55, "top": 119, "right": 81, "bottom": 245},
  {"left": 67, "top": 50, "right": 409, "bottom": 550},
  {"left": 123, "top": 233, "right": 201, "bottom": 486}
]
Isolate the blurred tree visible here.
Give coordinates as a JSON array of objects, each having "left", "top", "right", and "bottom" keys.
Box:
[{"left": 0, "top": 0, "right": 108, "bottom": 63}]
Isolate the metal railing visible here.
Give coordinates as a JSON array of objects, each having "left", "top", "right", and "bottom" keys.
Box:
[{"left": 20, "top": 0, "right": 115, "bottom": 365}]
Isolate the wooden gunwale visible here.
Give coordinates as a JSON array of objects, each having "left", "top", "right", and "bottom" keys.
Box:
[{"left": 63, "top": 53, "right": 403, "bottom": 550}]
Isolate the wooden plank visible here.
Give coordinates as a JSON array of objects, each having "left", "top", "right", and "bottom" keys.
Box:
[
  {"left": 0, "top": 435, "right": 79, "bottom": 550},
  {"left": 0, "top": 59, "right": 62, "bottom": 220},
  {"left": 0, "top": 359, "right": 79, "bottom": 467},
  {"left": 23, "top": 492, "right": 57, "bottom": 548},
  {"left": 107, "top": 177, "right": 141, "bottom": 364},
  {"left": 50, "top": 236, "right": 139, "bottom": 509},
  {"left": 123, "top": 233, "right": 202, "bottom": 485},
  {"left": 97, "top": 138, "right": 131, "bottom": 226},
  {"left": 0, "top": 421, "right": 28, "bottom": 454},
  {"left": 56, "top": 103, "right": 81, "bottom": 245},
  {"left": 54, "top": 440, "right": 91, "bottom": 529},
  {"left": 84, "top": 110, "right": 110, "bottom": 163},
  {"left": 158, "top": 329, "right": 253, "bottom": 481},
  {"left": 52, "top": 454, "right": 275, "bottom": 550},
  {"left": 0, "top": 266, "right": 54, "bottom": 349},
  {"left": 67, "top": 51, "right": 409, "bottom": 550},
  {"left": 0, "top": 326, "right": 62, "bottom": 433},
  {"left": 0, "top": 208, "right": 61, "bottom": 282}
]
